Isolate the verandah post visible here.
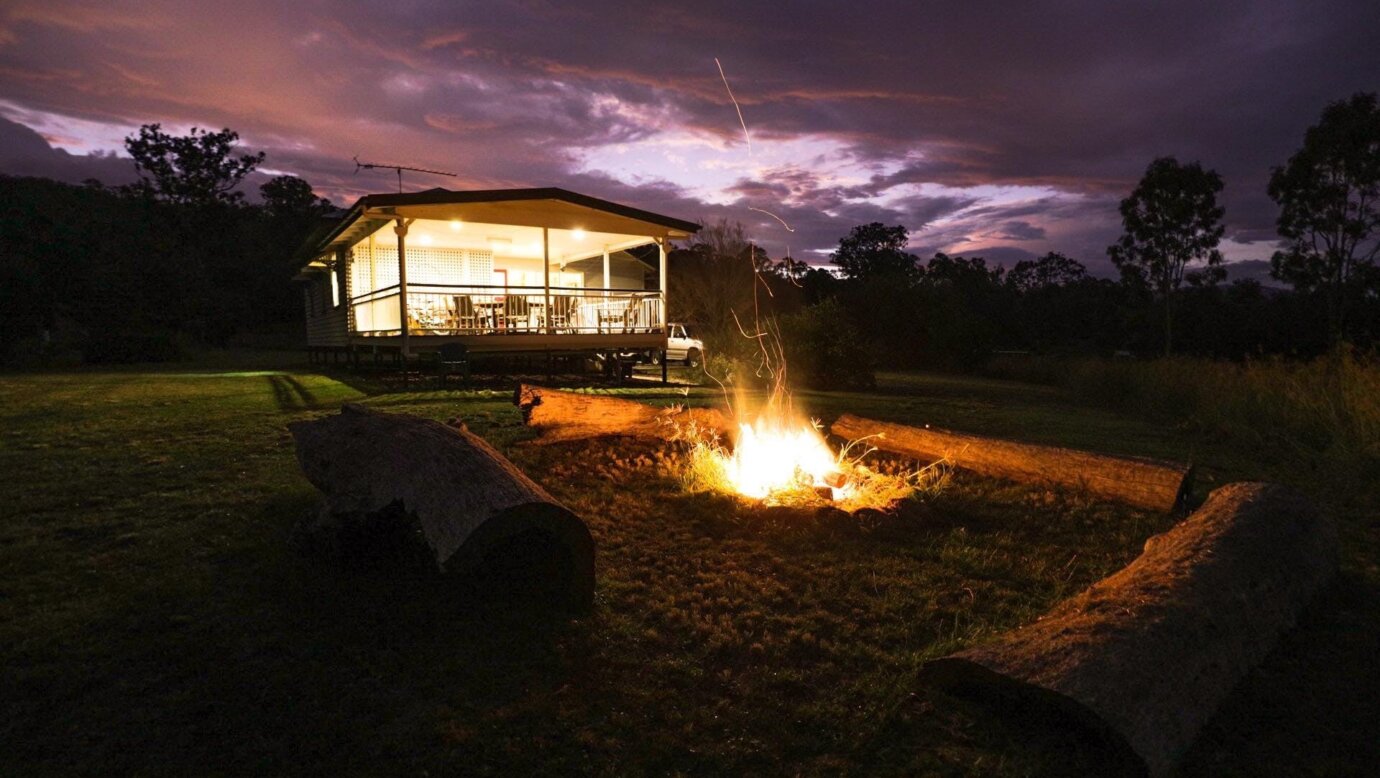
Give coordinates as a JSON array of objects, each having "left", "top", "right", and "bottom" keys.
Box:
[
  {"left": 543, "top": 226, "right": 552, "bottom": 335},
  {"left": 658, "top": 237, "right": 668, "bottom": 333},
  {"left": 395, "top": 218, "right": 411, "bottom": 359}
]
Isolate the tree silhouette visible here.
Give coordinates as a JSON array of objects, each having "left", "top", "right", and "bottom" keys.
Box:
[
  {"left": 670, "top": 219, "right": 762, "bottom": 347},
  {"left": 1109, "top": 157, "right": 1225, "bottom": 356},
  {"left": 260, "top": 175, "right": 333, "bottom": 217},
  {"left": 124, "top": 124, "right": 265, "bottom": 206},
  {"left": 830, "top": 222, "right": 919, "bottom": 280},
  {"left": 1268, "top": 92, "right": 1380, "bottom": 346},
  {"left": 1006, "top": 252, "right": 1088, "bottom": 293}
]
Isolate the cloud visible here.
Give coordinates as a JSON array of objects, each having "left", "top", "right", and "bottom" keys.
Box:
[
  {"left": 985, "top": 220, "right": 1048, "bottom": 241},
  {"left": 0, "top": 116, "right": 136, "bottom": 185},
  {"left": 0, "top": 0, "right": 1376, "bottom": 271}
]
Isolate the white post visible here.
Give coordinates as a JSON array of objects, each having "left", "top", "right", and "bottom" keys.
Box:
[
  {"left": 658, "top": 237, "right": 667, "bottom": 332},
  {"left": 395, "top": 218, "right": 410, "bottom": 356},
  {"left": 543, "top": 227, "right": 552, "bottom": 335},
  {"left": 602, "top": 246, "right": 611, "bottom": 295}
]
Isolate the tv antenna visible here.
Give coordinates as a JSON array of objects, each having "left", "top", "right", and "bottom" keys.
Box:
[{"left": 353, "top": 156, "right": 457, "bottom": 193}]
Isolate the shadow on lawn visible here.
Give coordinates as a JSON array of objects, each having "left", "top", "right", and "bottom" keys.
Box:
[
  {"left": 8, "top": 494, "right": 591, "bottom": 775},
  {"left": 1177, "top": 573, "right": 1380, "bottom": 774}
]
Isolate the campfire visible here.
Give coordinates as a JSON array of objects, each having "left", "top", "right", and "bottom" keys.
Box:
[
  {"left": 682, "top": 404, "right": 938, "bottom": 512},
  {"left": 724, "top": 415, "right": 847, "bottom": 500}
]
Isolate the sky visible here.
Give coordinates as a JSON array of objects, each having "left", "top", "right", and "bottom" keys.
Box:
[{"left": 1, "top": 0, "right": 1377, "bottom": 278}]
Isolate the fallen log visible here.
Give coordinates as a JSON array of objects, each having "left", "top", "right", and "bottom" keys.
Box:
[
  {"left": 920, "top": 482, "right": 1337, "bottom": 777},
  {"left": 830, "top": 413, "right": 1193, "bottom": 513},
  {"left": 515, "top": 383, "right": 732, "bottom": 444},
  {"left": 289, "top": 404, "right": 595, "bottom": 610}
]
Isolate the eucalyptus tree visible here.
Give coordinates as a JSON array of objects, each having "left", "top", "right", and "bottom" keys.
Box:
[
  {"left": 1109, "top": 157, "right": 1225, "bottom": 356},
  {"left": 1268, "top": 92, "right": 1380, "bottom": 346}
]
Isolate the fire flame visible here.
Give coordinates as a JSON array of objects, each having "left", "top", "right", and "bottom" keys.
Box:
[
  {"left": 679, "top": 402, "right": 941, "bottom": 512},
  {"left": 725, "top": 416, "right": 850, "bottom": 500}
]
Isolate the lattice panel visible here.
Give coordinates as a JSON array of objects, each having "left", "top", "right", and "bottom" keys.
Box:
[
  {"left": 350, "top": 243, "right": 398, "bottom": 294},
  {"left": 464, "top": 249, "right": 494, "bottom": 284},
  {"left": 361, "top": 246, "right": 495, "bottom": 287}
]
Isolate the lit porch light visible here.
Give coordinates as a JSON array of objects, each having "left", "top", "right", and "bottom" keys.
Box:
[
  {"left": 572, "top": 228, "right": 587, "bottom": 241},
  {"left": 449, "top": 219, "right": 463, "bottom": 231}
]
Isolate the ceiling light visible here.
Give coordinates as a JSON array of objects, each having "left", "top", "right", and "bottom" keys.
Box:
[
  {"left": 572, "top": 228, "right": 587, "bottom": 241},
  {"left": 450, "top": 219, "right": 463, "bottom": 231}
]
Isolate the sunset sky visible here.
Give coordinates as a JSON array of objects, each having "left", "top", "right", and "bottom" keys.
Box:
[{"left": 1, "top": 0, "right": 1377, "bottom": 275}]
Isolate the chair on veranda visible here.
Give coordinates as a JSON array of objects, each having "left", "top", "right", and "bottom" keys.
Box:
[
  {"left": 548, "top": 294, "right": 573, "bottom": 333},
  {"left": 505, "top": 295, "right": 530, "bottom": 332},
  {"left": 452, "top": 295, "right": 481, "bottom": 333}
]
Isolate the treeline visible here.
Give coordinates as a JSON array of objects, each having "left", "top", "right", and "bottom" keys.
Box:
[
  {"left": 671, "top": 93, "right": 1380, "bottom": 389},
  {"left": 670, "top": 228, "right": 1362, "bottom": 388},
  {"left": 0, "top": 125, "right": 332, "bottom": 363}
]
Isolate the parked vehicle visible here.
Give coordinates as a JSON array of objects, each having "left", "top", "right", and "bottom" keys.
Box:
[{"left": 664, "top": 323, "right": 703, "bottom": 367}]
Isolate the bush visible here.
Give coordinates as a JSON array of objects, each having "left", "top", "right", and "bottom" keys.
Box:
[
  {"left": 988, "top": 351, "right": 1380, "bottom": 490},
  {"left": 779, "top": 299, "right": 876, "bottom": 390},
  {"left": 81, "top": 330, "right": 188, "bottom": 365}
]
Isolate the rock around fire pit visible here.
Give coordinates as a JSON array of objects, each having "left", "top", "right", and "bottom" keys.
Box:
[{"left": 289, "top": 404, "right": 595, "bottom": 610}]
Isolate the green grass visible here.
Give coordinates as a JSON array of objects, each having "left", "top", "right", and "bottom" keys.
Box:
[{"left": 1, "top": 358, "right": 1375, "bottom": 774}]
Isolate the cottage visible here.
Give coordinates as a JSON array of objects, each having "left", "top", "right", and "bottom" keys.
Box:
[{"left": 295, "top": 187, "right": 699, "bottom": 365}]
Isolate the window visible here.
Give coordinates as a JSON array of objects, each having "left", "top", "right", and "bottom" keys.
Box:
[{"left": 331, "top": 262, "right": 341, "bottom": 308}]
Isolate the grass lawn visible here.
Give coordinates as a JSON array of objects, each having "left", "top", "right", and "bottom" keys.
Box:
[{"left": 1, "top": 356, "right": 1375, "bottom": 775}]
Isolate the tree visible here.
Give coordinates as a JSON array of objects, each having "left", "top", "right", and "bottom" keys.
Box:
[
  {"left": 1007, "top": 252, "right": 1087, "bottom": 293},
  {"left": 124, "top": 124, "right": 265, "bottom": 206},
  {"left": 260, "top": 175, "right": 333, "bottom": 217},
  {"left": 1108, "top": 156, "right": 1225, "bottom": 356},
  {"left": 1268, "top": 92, "right": 1380, "bottom": 346},
  {"left": 829, "top": 222, "right": 919, "bottom": 280},
  {"left": 669, "top": 219, "right": 763, "bottom": 352}
]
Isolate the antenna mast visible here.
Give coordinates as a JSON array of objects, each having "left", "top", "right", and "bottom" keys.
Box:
[{"left": 353, "top": 156, "right": 458, "bottom": 193}]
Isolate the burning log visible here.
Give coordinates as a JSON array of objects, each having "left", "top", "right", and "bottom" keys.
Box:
[
  {"left": 920, "top": 482, "right": 1337, "bottom": 776},
  {"left": 515, "top": 383, "right": 731, "bottom": 444},
  {"left": 289, "top": 404, "right": 595, "bottom": 610},
  {"left": 830, "top": 413, "right": 1193, "bottom": 513}
]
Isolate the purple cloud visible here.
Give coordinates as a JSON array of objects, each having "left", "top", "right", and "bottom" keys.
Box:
[{"left": 1, "top": 0, "right": 1376, "bottom": 272}]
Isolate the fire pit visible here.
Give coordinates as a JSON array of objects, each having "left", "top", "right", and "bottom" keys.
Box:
[
  {"left": 680, "top": 409, "right": 943, "bottom": 512},
  {"left": 514, "top": 383, "right": 940, "bottom": 512}
]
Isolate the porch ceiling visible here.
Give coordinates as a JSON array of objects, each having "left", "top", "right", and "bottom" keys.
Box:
[{"left": 375, "top": 219, "right": 656, "bottom": 265}]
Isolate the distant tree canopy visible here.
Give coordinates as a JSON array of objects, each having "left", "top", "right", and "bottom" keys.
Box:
[
  {"left": 829, "top": 222, "right": 920, "bottom": 280},
  {"left": 1007, "top": 252, "right": 1088, "bottom": 293},
  {"left": 124, "top": 124, "right": 266, "bottom": 207},
  {"left": 0, "top": 123, "right": 334, "bottom": 362},
  {"left": 1269, "top": 92, "right": 1380, "bottom": 345},
  {"left": 260, "top": 175, "right": 334, "bottom": 217},
  {"left": 1109, "top": 156, "right": 1226, "bottom": 355}
]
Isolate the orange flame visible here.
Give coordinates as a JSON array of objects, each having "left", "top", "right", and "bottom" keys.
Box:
[{"left": 722, "top": 414, "right": 850, "bottom": 501}]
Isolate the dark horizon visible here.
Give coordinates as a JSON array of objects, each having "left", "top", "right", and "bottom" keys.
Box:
[{"left": 1, "top": 1, "right": 1377, "bottom": 280}]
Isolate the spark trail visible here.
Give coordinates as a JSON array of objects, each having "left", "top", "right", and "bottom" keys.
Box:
[{"left": 715, "top": 57, "right": 752, "bottom": 156}]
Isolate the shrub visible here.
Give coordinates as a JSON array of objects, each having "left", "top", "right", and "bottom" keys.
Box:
[
  {"left": 989, "top": 351, "right": 1380, "bottom": 491},
  {"left": 779, "top": 299, "right": 876, "bottom": 390}
]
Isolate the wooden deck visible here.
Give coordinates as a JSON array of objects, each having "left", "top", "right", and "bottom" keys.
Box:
[{"left": 348, "top": 330, "right": 667, "bottom": 354}]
